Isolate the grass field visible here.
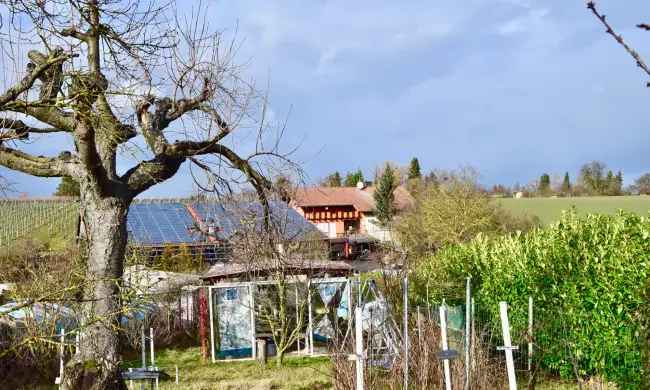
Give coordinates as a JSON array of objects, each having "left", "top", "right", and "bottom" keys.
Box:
[
  {"left": 123, "top": 347, "right": 332, "bottom": 389},
  {"left": 120, "top": 346, "right": 594, "bottom": 389},
  {"left": 498, "top": 195, "right": 650, "bottom": 225}
]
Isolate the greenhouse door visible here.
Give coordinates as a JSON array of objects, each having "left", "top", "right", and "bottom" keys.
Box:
[{"left": 210, "top": 284, "right": 255, "bottom": 360}]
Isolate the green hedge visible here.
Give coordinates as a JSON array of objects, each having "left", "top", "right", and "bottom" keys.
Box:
[{"left": 414, "top": 211, "right": 649, "bottom": 388}]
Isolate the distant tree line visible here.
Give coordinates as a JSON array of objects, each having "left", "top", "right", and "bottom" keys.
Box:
[{"left": 489, "top": 160, "right": 650, "bottom": 198}]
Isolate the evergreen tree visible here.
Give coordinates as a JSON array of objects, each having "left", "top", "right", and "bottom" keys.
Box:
[
  {"left": 561, "top": 172, "right": 571, "bottom": 194},
  {"left": 373, "top": 164, "right": 397, "bottom": 226},
  {"left": 344, "top": 170, "right": 365, "bottom": 187},
  {"left": 408, "top": 157, "right": 422, "bottom": 180},
  {"left": 615, "top": 171, "right": 624, "bottom": 195},
  {"left": 323, "top": 171, "right": 342, "bottom": 187},
  {"left": 538, "top": 173, "right": 551, "bottom": 195},
  {"left": 54, "top": 176, "right": 80, "bottom": 197}
]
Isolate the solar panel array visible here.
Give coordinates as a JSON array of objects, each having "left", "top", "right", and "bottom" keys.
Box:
[
  {"left": 192, "top": 201, "right": 319, "bottom": 240},
  {"left": 126, "top": 200, "right": 319, "bottom": 245},
  {"left": 127, "top": 202, "right": 201, "bottom": 244}
]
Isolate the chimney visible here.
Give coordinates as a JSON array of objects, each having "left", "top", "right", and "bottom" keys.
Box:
[{"left": 356, "top": 181, "right": 366, "bottom": 190}]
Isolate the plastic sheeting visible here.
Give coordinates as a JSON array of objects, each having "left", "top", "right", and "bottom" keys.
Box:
[{"left": 213, "top": 286, "right": 253, "bottom": 358}]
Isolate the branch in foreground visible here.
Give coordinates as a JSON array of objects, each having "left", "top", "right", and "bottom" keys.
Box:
[{"left": 587, "top": 1, "right": 650, "bottom": 86}]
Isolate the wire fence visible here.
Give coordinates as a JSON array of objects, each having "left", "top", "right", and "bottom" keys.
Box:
[{"left": 332, "top": 276, "right": 643, "bottom": 390}]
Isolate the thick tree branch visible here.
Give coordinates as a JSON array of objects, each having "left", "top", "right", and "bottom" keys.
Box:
[
  {"left": 4, "top": 101, "right": 76, "bottom": 131},
  {"left": 120, "top": 155, "right": 185, "bottom": 197},
  {"left": 0, "top": 52, "right": 73, "bottom": 107},
  {"left": 0, "top": 118, "right": 64, "bottom": 141},
  {"left": 75, "top": 119, "right": 112, "bottom": 194},
  {"left": 0, "top": 145, "right": 75, "bottom": 177},
  {"left": 587, "top": 1, "right": 650, "bottom": 86}
]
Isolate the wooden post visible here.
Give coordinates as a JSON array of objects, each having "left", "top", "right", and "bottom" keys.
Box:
[
  {"left": 471, "top": 297, "right": 476, "bottom": 372},
  {"left": 355, "top": 307, "right": 364, "bottom": 390},
  {"left": 250, "top": 284, "right": 257, "bottom": 359},
  {"left": 149, "top": 328, "right": 155, "bottom": 368},
  {"left": 465, "top": 277, "right": 471, "bottom": 390},
  {"left": 198, "top": 287, "right": 209, "bottom": 361},
  {"left": 498, "top": 302, "right": 518, "bottom": 390},
  {"left": 403, "top": 276, "right": 409, "bottom": 390},
  {"left": 439, "top": 306, "right": 452, "bottom": 390},
  {"left": 57, "top": 327, "right": 65, "bottom": 386},
  {"left": 528, "top": 296, "right": 533, "bottom": 372},
  {"left": 308, "top": 280, "right": 314, "bottom": 356},
  {"left": 416, "top": 306, "right": 422, "bottom": 346},
  {"left": 141, "top": 327, "right": 146, "bottom": 369},
  {"left": 257, "top": 339, "right": 267, "bottom": 365},
  {"left": 208, "top": 287, "right": 216, "bottom": 363},
  {"left": 175, "top": 365, "right": 179, "bottom": 385}
]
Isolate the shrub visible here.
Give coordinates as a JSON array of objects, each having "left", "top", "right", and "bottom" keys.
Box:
[
  {"left": 395, "top": 173, "right": 539, "bottom": 258},
  {"left": 414, "top": 211, "right": 650, "bottom": 387}
]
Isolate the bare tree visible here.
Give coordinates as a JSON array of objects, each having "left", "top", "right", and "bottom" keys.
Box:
[
  {"left": 0, "top": 1, "right": 290, "bottom": 388},
  {"left": 227, "top": 193, "right": 326, "bottom": 366},
  {"left": 587, "top": 1, "right": 650, "bottom": 86}
]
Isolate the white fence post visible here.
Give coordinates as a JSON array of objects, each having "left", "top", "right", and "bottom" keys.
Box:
[
  {"left": 528, "top": 296, "right": 533, "bottom": 372},
  {"left": 439, "top": 305, "right": 452, "bottom": 390},
  {"left": 355, "top": 307, "right": 365, "bottom": 390},
  {"left": 149, "top": 328, "right": 155, "bottom": 368},
  {"left": 465, "top": 277, "right": 471, "bottom": 390},
  {"left": 403, "top": 276, "right": 409, "bottom": 390},
  {"left": 141, "top": 327, "right": 146, "bottom": 369},
  {"left": 56, "top": 327, "right": 65, "bottom": 386},
  {"left": 498, "top": 302, "right": 518, "bottom": 390},
  {"left": 308, "top": 279, "right": 314, "bottom": 356}
]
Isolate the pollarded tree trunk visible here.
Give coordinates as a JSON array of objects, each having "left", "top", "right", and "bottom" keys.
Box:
[{"left": 62, "top": 195, "right": 130, "bottom": 390}]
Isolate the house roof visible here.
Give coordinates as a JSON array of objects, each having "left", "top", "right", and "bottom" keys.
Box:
[
  {"left": 202, "top": 259, "right": 352, "bottom": 281},
  {"left": 126, "top": 199, "right": 320, "bottom": 245},
  {"left": 191, "top": 200, "right": 321, "bottom": 241},
  {"left": 291, "top": 185, "right": 414, "bottom": 213}
]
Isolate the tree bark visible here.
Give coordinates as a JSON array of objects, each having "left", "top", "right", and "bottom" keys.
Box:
[{"left": 62, "top": 196, "right": 129, "bottom": 390}]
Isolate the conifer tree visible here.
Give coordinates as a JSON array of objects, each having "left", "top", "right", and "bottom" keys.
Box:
[
  {"left": 344, "top": 169, "right": 364, "bottom": 187},
  {"left": 374, "top": 164, "right": 397, "bottom": 226},
  {"left": 408, "top": 157, "right": 422, "bottom": 180},
  {"left": 561, "top": 172, "right": 572, "bottom": 195},
  {"left": 323, "top": 171, "right": 342, "bottom": 187},
  {"left": 54, "top": 176, "right": 80, "bottom": 197},
  {"left": 538, "top": 173, "right": 551, "bottom": 195},
  {"left": 615, "top": 171, "right": 624, "bottom": 195}
]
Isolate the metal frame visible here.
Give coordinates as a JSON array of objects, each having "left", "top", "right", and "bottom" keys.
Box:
[{"left": 207, "top": 276, "right": 351, "bottom": 362}]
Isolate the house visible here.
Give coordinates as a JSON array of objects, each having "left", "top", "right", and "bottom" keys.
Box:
[{"left": 290, "top": 182, "right": 414, "bottom": 241}]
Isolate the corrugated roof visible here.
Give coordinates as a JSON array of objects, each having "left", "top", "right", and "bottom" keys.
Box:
[
  {"left": 203, "top": 259, "right": 352, "bottom": 280},
  {"left": 292, "top": 186, "right": 414, "bottom": 212}
]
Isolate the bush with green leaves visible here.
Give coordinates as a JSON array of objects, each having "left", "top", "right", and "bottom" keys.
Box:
[{"left": 414, "top": 211, "right": 649, "bottom": 387}]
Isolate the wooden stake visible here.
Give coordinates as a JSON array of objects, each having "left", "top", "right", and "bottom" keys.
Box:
[
  {"left": 528, "top": 296, "right": 533, "bottom": 372},
  {"left": 498, "top": 302, "right": 518, "bottom": 390},
  {"left": 439, "top": 306, "right": 452, "bottom": 390},
  {"left": 355, "top": 307, "right": 364, "bottom": 390},
  {"left": 465, "top": 277, "right": 471, "bottom": 390},
  {"left": 403, "top": 276, "right": 409, "bottom": 390}
]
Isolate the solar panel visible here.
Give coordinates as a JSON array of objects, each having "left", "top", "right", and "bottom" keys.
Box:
[
  {"left": 191, "top": 200, "right": 319, "bottom": 240},
  {"left": 127, "top": 203, "right": 200, "bottom": 244}
]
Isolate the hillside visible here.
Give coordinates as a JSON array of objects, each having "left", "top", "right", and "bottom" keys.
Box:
[{"left": 498, "top": 195, "right": 650, "bottom": 224}]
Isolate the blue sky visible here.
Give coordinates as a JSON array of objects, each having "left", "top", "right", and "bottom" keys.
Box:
[{"left": 3, "top": 0, "right": 650, "bottom": 196}]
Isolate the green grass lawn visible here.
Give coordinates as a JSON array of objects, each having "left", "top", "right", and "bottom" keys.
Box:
[
  {"left": 498, "top": 195, "right": 650, "bottom": 224},
  {"left": 121, "top": 346, "right": 591, "bottom": 389},
  {"left": 123, "top": 347, "right": 332, "bottom": 389}
]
